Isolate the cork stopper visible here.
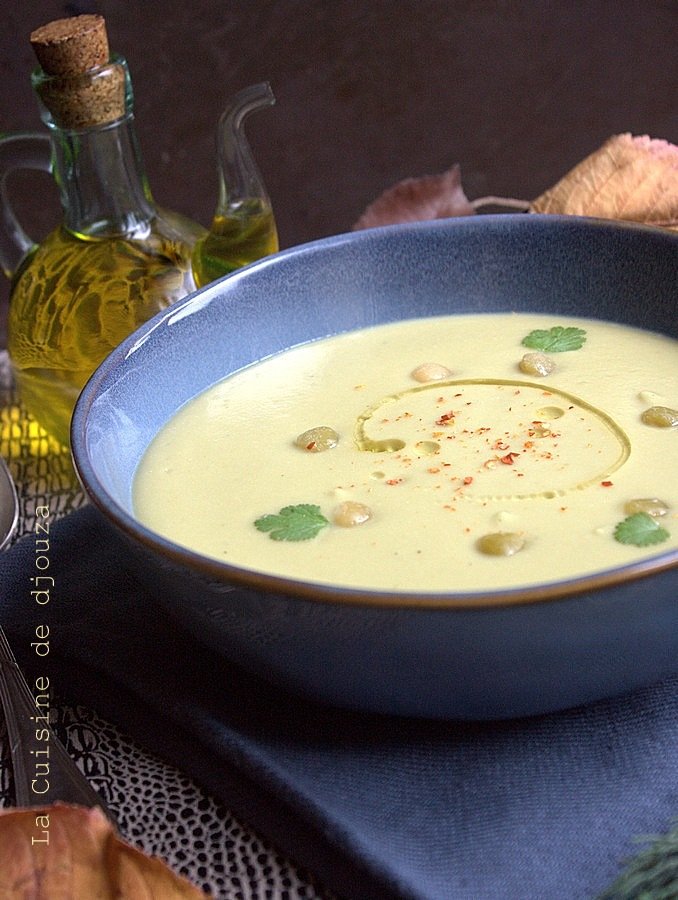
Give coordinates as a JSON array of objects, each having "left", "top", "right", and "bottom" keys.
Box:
[
  {"left": 29, "top": 15, "right": 126, "bottom": 129},
  {"left": 30, "top": 15, "right": 109, "bottom": 75}
]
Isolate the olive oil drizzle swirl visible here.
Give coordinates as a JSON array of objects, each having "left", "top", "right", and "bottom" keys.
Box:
[{"left": 354, "top": 378, "right": 631, "bottom": 501}]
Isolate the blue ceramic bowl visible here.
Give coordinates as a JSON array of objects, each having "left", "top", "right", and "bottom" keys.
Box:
[{"left": 72, "top": 215, "right": 678, "bottom": 719}]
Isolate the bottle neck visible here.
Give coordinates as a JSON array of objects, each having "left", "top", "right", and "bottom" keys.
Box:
[
  {"left": 48, "top": 112, "right": 156, "bottom": 239},
  {"left": 32, "top": 54, "right": 157, "bottom": 239}
]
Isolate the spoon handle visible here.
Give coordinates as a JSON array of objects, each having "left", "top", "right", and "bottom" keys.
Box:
[
  {"left": 0, "top": 624, "right": 114, "bottom": 820},
  {"left": 0, "top": 454, "right": 19, "bottom": 552}
]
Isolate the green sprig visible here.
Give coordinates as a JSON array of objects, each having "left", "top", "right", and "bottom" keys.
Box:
[
  {"left": 521, "top": 326, "right": 587, "bottom": 352},
  {"left": 254, "top": 504, "right": 330, "bottom": 541},
  {"left": 596, "top": 817, "right": 678, "bottom": 899},
  {"left": 613, "top": 512, "right": 670, "bottom": 547}
]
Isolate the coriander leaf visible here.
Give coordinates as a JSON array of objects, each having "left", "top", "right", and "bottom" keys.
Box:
[
  {"left": 254, "top": 504, "right": 330, "bottom": 541},
  {"left": 521, "top": 326, "right": 587, "bottom": 352},
  {"left": 613, "top": 512, "right": 670, "bottom": 547}
]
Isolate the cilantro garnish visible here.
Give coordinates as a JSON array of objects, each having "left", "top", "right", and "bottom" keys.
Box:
[
  {"left": 254, "top": 504, "right": 330, "bottom": 541},
  {"left": 521, "top": 326, "right": 587, "bottom": 352},
  {"left": 613, "top": 512, "right": 670, "bottom": 547}
]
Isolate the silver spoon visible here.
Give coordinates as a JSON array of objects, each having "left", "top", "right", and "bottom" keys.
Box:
[
  {"left": 0, "top": 454, "right": 114, "bottom": 819},
  {"left": 0, "top": 454, "right": 18, "bottom": 551}
]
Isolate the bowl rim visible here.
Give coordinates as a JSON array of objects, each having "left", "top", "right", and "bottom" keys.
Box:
[{"left": 71, "top": 214, "right": 678, "bottom": 610}]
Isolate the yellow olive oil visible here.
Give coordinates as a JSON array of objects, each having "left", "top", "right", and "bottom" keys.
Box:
[
  {"left": 8, "top": 224, "right": 198, "bottom": 447},
  {"left": 192, "top": 203, "right": 279, "bottom": 288}
]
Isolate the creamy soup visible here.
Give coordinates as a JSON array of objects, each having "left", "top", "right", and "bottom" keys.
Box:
[{"left": 134, "top": 313, "right": 677, "bottom": 592}]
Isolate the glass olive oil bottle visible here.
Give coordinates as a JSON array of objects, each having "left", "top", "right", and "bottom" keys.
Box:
[
  {"left": 2, "top": 15, "right": 278, "bottom": 449},
  {"left": 192, "top": 81, "right": 279, "bottom": 287},
  {"left": 5, "top": 16, "right": 204, "bottom": 448}
]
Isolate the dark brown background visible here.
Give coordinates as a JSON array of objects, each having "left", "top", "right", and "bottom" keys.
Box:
[{"left": 2, "top": 0, "right": 677, "bottom": 340}]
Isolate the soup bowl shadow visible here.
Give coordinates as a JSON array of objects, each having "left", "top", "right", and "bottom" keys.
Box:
[{"left": 71, "top": 215, "right": 678, "bottom": 720}]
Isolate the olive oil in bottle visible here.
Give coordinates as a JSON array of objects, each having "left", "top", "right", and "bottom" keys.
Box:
[
  {"left": 192, "top": 82, "right": 279, "bottom": 289},
  {"left": 2, "top": 18, "right": 278, "bottom": 449},
  {"left": 4, "top": 15, "right": 205, "bottom": 448},
  {"left": 8, "top": 220, "right": 200, "bottom": 447},
  {"left": 192, "top": 203, "right": 278, "bottom": 286}
]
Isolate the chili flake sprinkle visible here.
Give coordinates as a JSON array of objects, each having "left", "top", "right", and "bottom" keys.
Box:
[{"left": 500, "top": 452, "right": 520, "bottom": 465}]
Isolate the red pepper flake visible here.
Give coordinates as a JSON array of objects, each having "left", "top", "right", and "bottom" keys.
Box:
[
  {"left": 436, "top": 411, "right": 456, "bottom": 425},
  {"left": 386, "top": 478, "right": 403, "bottom": 485},
  {"left": 306, "top": 441, "right": 317, "bottom": 451},
  {"left": 462, "top": 476, "right": 473, "bottom": 485},
  {"left": 523, "top": 441, "right": 534, "bottom": 449},
  {"left": 500, "top": 452, "right": 520, "bottom": 465},
  {"left": 601, "top": 480, "right": 614, "bottom": 487}
]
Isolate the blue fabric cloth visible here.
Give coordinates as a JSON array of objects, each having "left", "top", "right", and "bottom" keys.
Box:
[{"left": 1, "top": 506, "right": 676, "bottom": 899}]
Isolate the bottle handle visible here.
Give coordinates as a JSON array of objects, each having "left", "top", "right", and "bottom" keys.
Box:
[{"left": 0, "top": 132, "right": 52, "bottom": 279}]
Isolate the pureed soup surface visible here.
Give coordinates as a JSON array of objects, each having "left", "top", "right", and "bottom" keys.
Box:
[{"left": 134, "top": 313, "right": 678, "bottom": 592}]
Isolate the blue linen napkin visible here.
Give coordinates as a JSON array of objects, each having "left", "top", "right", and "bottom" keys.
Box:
[{"left": 1, "top": 505, "right": 676, "bottom": 900}]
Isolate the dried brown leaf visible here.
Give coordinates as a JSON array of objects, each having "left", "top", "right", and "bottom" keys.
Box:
[
  {"left": 0, "top": 804, "right": 208, "bottom": 899},
  {"left": 530, "top": 133, "right": 678, "bottom": 229},
  {"left": 353, "top": 164, "right": 475, "bottom": 230},
  {"left": 353, "top": 134, "right": 678, "bottom": 233}
]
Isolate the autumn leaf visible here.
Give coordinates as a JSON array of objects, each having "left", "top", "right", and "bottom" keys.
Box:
[
  {"left": 353, "top": 163, "right": 475, "bottom": 230},
  {"left": 0, "top": 803, "right": 208, "bottom": 899},
  {"left": 353, "top": 134, "right": 678, "bottom": 232},
  {"left": 530, "top": 133, "right": 678, "bottom": 230}
]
